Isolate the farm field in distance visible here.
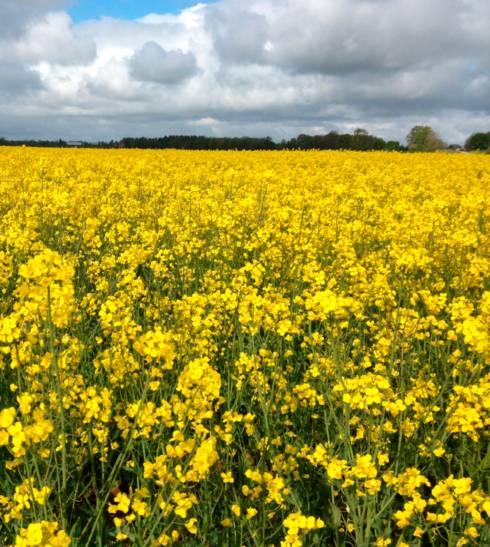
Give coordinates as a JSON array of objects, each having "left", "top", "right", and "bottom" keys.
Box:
[{"left": 0, "top": 148, "right": 489, "bottom": 546}]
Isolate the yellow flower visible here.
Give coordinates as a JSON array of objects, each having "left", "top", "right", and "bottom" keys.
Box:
[
  {"left": 185, "top": 518, "right": 198, "bottom": 535},
  {"left": 433, "top": 446, "right": 446, "bottom": 457},
  {"left": 221, "top": 471, "right": 234, "bottom": 484},
  {"left": 15, "top": 521, "right": 70, "bottom": 547},
  {"left": 24, "top": 523, "right": 43, "bottom": 546},
  {"left": 0, "top": 407, "right": 16, "bottom": 428}
]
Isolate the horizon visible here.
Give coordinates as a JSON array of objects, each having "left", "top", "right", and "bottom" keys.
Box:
[{"left": 0, "top": 129, "right": 460, "bottom": 148}]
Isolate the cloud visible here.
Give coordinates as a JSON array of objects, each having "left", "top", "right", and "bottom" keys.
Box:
[
  {"left": 0, "top": 0, "right": 66, "bottom": 37},
  {"left": 205, "top": 2, "right": 269, "bottom": 64},
  {"left": 259, "top": 0, "right": 485, "bottom": 74},
  {"left": 0, "top": 0, "right": 489, "bottom": 144},
  {"left": 16, "top": 12, "right": 97, "bottom": 66},
  {"left": 0, "top": 60, "right": 42, "bottom": 98},
  {"left": 0, "top": 1, "right": 66, "bottom": 100},
  {"left": 129, "top": 42, "right": 198, "bottom": 84}
]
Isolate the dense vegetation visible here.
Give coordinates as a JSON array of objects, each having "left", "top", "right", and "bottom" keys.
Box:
[
  {"left": 465, "top": 132, "right": 490, "bottom": 152},
  {"left": 0, "top": 148, "right": 489, "bottom": 546},
  {"left": 1, "top": 127, "right": 489, "bottom": 152},
  {"left": 0, "top": 130, "right": 403, "bottom": 151}
]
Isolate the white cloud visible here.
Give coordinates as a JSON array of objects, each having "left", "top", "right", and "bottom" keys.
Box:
[
  {"left": 0, "top": 0, "right": 489, "bottom": 144},
  {"left": 16, "top": 12, "right": 97, "bottom": 66}
]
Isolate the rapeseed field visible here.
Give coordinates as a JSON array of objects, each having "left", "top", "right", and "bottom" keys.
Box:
[{"left": 0, "top": 148, "right": 489, "bottom": 546}]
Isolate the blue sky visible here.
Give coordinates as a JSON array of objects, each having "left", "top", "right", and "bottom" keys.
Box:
[{"left": 69, "top": 0, "right": 214, "bottom": 22}]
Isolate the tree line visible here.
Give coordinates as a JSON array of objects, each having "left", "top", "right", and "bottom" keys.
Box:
[
  {"left": 0, "top": 126, "right": 489, "bottom": 152},
  {"left": 117, "top": 130, "right": 406, "bottom": 151},
  {"left": 0, "top": 130, "right": 402, "bottom": 151}
]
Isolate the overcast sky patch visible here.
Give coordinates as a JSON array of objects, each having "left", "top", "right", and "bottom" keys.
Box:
[{"left": 1, "top": 0, "right": 489, "bottom": 144}]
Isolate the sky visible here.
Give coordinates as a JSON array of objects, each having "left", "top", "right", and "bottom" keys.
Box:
[
  {"left": 69, "top": 1, "right": 215, "bottom": 23},
  {"left": 1, "top": 0, "right": 489, "bottom": 144}
]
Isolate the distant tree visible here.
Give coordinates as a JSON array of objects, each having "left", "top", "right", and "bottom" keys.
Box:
[
  {"left": 465, "top": 132, "right": 490, "bottom": 151},
  {"left": 406, "top": 126, "right": 445, "bottom": 151},
  {"left": 385, "top": 140, "right": 403, "bottom": 151},
  {"left": 352, "top": 128, "right": 368, "bottom": 150}
]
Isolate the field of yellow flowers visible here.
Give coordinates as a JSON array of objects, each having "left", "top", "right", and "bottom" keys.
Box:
[{"left": 0, "top": 148, "right": 489, "bottom": 546}]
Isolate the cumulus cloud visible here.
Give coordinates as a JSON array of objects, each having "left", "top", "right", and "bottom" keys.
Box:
[
  {"left": 16, "top": 12, "right": 97, "bottom": 66},
  {"left": 0, "top": 2, "right": 65, "bottom": 100},
  {"left": 205, "top": 2, "right": 269, "bottom": 64},
  {"left": 259, "top": 0, "right": 489, "bottom": 74},
  {"left": 0, "top": 0, "right": 66, "bottom": 37},
  {"left": 129, "top": 42, "right": 198, "bottom": 84},
  {"left": 0, "top": 0, "right": 489, "bottom": 144}
]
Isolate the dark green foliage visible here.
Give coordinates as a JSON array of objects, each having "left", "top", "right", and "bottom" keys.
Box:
[
  {"left": 0, "top": 132, "right": 406, "bottom": 151},
  {"left": 465, "top": 132, "right": 490, "bottom": 151}
]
